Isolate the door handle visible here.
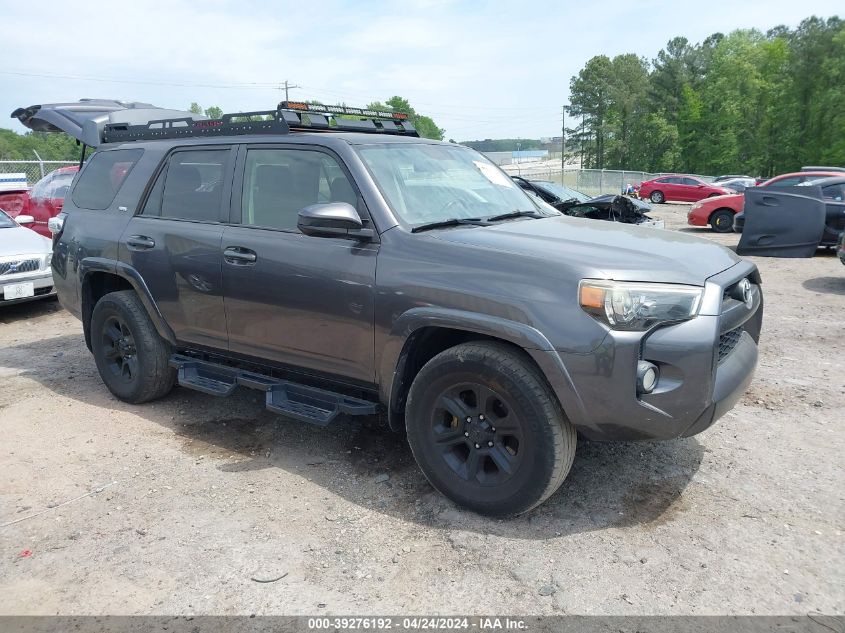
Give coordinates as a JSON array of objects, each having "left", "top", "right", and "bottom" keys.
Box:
[
  {"left": 126, "top": 235, "right": 155, "bottom": 250},
  {"left": 223, "top": 247, "right": 257, "bottom": 265}
]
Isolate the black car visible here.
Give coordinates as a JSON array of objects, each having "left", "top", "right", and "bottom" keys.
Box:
[
  {"left": 18, "top": 99, "right": 762, "bottom": 516},
  {"left": 736, "top": 176, "right": 845, "bottom": 257},
  {"left": 512, "top": 177, "right": 662, "bottom": 227}
]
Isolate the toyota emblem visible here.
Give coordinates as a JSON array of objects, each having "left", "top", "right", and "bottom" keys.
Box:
[{"left": 739, "top": 278, "right": 752, "bottom": 308}]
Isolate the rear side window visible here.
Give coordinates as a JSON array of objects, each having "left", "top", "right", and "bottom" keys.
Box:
[
  {"left": 72, "top": 149, "right": 143, "bottom": 210},
  {"left": 142, "top": 149, "right": 229, "bottom": 222},
  {"left": 822, "top": 184, "right": 844, "bottom": 200},
  {"left": 767, "top": 176, "right": 802, "bottom": 187}
]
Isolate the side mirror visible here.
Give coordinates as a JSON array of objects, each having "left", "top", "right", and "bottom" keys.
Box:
[
  {"left": 16, "top": 215, "right": 35, "bottom": 225},
  {"left": 297, "top": 202, "right": 373, "bottom": 239}
]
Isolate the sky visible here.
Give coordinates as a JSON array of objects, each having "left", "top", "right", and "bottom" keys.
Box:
[{"left": 0, "top": 0, "right": 841, "bottom": 141}]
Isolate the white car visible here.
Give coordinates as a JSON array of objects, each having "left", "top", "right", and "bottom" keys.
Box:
[{"left": 0, "top": 209, "right": 55, "bottom": 305}]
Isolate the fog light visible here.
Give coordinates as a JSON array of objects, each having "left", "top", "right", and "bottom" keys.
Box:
[{"left": 637, "top": 361, "right": 659, "bottom": 394}]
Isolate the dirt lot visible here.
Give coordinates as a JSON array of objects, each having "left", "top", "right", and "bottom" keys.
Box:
[{"left": 0, "top": 203, "right": 843, "bottom": 616}]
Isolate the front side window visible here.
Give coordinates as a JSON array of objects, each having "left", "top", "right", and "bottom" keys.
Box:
[
  {"left": 356, "top": 143, "right": 541, "bottom": 226},
  {"left": 72, "top": 149, "right": 143, "bottom": 210},
  {"left": 240, "top": 148, "right": 358, "bottom": 231},
  {"left": 143, "top": 149, "right": 228, "bottom": 222},
  {"left": 682, "top": 177, "right": 701, "bottom": 186}
]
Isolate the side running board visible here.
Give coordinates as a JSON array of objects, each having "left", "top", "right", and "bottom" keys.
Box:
[{"left": 169, "top": 354, "right": 379, "bottom": 427}]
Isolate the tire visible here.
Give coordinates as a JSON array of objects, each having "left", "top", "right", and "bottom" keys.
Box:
[
  {"left": 405, "top": 341, "right": 576, "bottom": 516},
  {"left": 90, "top": 290, "right": 176, "bottom": 404},
  {"left": 650, "top": 190, "right": 665, "bottom": 204},
  {"left": 709, "top": 209, "right": 734, "bottom": 233}
]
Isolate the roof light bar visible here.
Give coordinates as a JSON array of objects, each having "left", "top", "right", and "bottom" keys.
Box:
[{"left": 279, "top": 101, "right": 410, "bottom": 121}]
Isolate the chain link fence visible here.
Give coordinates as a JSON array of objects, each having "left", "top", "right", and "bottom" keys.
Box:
[
  {"left": 0, "top": 160, "right": 78, "bottom": 187},
  {"left": 501, "top": 165, "right": 715, "bottom": 197}
]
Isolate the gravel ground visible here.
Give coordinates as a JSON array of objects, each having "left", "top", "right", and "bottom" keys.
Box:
[{"left": 0, "top": 203, "right": 843, "bottom": 616}]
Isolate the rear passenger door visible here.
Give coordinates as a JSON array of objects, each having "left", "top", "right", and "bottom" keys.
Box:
[
  {"left": 661, "top": 177, "right": 682, "bottom": 201},
  {"left": 220, "top": 145, "right": 378, "bottom": 385},
  {"left": 119, "top": 147, "right": 234, "bottom": 348}
]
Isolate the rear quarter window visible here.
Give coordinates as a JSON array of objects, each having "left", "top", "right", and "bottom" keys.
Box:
[{"left": 72, "top": 149, "right": 143, "bottom": 210}]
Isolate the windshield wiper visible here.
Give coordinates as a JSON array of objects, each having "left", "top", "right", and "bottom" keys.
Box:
[
  {"left": 411, "top": 217, "right": 485, "bottom": 233},
  {"left": 485, "top": 210, "right": 543, "bottom": 222}
]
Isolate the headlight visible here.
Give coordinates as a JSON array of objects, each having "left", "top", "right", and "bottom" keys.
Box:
[
  {"left": 44, "top": 253, "right": 53, "bottom": 269},
  {"left": 690, "top": 202, "right": 702, "bottom": 211},
  {"left": 579, "top": 280, "right": 704, "bottom": 331}
]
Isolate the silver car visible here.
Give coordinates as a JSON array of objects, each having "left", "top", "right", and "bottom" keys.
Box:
[{"left": 0, "top": 210, "right": 55, "bottom": 305}]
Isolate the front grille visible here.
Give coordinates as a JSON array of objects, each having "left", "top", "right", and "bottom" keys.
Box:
[
  {"left": 0, "top": 258, "right": 41, "bottom": 275},
  {"left": 718, "top": 327, "right": 743, "bottom": 364}
]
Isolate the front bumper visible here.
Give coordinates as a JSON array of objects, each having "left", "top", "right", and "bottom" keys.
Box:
[
  {"left": 531, "top": 262, "right": 762, "bottom": 441},
  {"left": 687, "top": 206, "right": 707, "bottom": 226},
  {"left": 0, "top": 270, "right": 55, "bottom": 305}
]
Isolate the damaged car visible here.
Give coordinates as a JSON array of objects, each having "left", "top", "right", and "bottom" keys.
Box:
[{"left": 512, "top": 177, "right": 663, "bottom": 228}]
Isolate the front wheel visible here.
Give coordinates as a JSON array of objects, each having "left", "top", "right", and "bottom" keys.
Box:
[
  {"left": 710, "top": 209, "right": 734, "bottom": 233},
  {"left": 91, "top": 290, "right": 176, "bottom": 404},
  {"left": 405, "top": 341, "right": 576, "bottom": 516},
  {"left": 650, "top": 190, "right": 665, "bottom": 204}
]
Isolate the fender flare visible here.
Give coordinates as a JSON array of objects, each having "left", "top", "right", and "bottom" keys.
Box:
[
  {"left": 79, "top": 257, "right": 177, "bottom": 346},
  {"left": 378, "top": 307, "right": 587, "bottom": 431}
]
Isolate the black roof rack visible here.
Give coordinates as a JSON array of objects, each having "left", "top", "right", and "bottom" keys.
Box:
[{"left": 101, "top": 101, "right": 418, "bottom": 144}]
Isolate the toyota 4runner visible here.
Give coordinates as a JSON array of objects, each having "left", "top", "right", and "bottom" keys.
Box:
[{"left": 20, "top": 100, "right": 763, "bottom": 516}]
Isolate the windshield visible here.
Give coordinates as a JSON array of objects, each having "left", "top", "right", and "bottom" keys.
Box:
[
  {"left": 533, "top": 181, "right": 591, "bottom": 203},
  {"left": 356, "top": 143, "right": 543, "bottom": 226},
  {"left": 0, "top": 209, "right": 16, "bottom": 228}
]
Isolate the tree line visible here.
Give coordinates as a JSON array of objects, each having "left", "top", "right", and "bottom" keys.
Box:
[{"left": 568, "top": 15, "right": 844, "bottom": 176}]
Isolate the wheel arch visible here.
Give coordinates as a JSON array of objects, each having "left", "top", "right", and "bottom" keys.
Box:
[
  {"left": 80, "top": 258, "right": 176, "bottom": 351},
  {"left": 379, "top": 308, "right": 584, "bottom": 432}
]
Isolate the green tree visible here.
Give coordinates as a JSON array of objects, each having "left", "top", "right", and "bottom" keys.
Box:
[
  {"left": 567, "top": 14, "right": 845, "bottom": 174},
  {"left": 367, "top": 96, "right": 444, "bottom": 140}
]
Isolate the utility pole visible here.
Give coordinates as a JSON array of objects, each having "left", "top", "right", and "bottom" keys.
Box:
[
  {"left": 279, "top": 80, "right": 301, "bottom": 102},
  {"left": 561, "top": 105, "right": 566, "bottom": 173}
]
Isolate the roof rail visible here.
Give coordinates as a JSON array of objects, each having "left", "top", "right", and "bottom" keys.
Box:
[
  {"left": 101, "top": 101, "right": 418, "bottom": 144},
  {"left": 800, "top": 165, "right": 845, "bottom": 172}
]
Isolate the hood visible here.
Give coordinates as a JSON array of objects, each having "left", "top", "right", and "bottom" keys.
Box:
[
  {"left": 0, "top": 225, "right": 51, "bottom": 256},
  {"left": 428, "top": 215, "right": 740, "bottom": 285},
  {"left": 11, "top": 99, "right": 204, "bottom": 147}
]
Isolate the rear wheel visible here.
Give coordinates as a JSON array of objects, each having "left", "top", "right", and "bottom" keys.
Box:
[
  {"left": 710, "top": 209, "right": 735, "bottom": 233},
  {"left": 650, "top": 190, "right": 665, "bottom": 204},
  {"left": 405, "top": 341, "right": 576, "bottom": 516},
  {"left": 91, "top": 290, "right": 175, "bottom": 404}
]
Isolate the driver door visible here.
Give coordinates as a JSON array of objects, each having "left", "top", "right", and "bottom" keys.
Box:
[{"left": 220, "top": 145, "right": 378, "bottom": 385}]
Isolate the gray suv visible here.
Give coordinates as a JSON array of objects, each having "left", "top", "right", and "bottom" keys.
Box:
[{"left": 25, "top": 100, "right": 763, "bottom": 516}]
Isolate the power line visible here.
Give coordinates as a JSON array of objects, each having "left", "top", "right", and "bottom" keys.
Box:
[{"left": 278, "top": 80, "right": 301, "bottom": 101}]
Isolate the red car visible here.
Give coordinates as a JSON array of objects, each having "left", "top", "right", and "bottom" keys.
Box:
[
  {"left": 638, "top": 175, "right": 732, "bottom": 204},
  {"left": 0, "top": 166, "right": 78, "bottom": 238},
  {"left": 686, "top": 170, "right": 845, "bottom": 233}
]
